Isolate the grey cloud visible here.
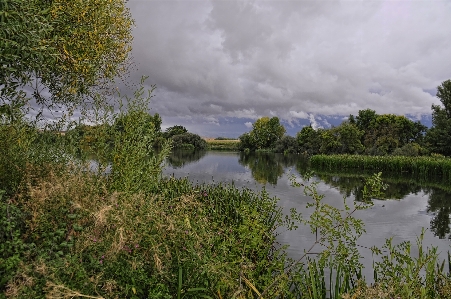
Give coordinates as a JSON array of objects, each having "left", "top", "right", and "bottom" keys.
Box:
[{"left": 126, "top": 0, "right": 451, "bottom": 136}]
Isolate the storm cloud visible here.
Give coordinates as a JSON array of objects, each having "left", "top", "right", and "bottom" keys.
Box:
[{"left": 127, "top": 0, "right": 451, "bottom": 136}]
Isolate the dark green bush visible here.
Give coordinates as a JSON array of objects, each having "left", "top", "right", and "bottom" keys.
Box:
[
  {"left": 274, "top": 135, "right": 299, "bottom": 154},
  {"left": 171, "top": 132, "right": 207, "bottom": 150}
]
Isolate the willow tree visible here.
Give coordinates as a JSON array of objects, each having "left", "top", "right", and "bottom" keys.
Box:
[{"left": 1, "top": 0, "right": 133, "bottom": 110}]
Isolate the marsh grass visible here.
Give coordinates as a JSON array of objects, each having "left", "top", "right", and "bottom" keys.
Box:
[{"left": 311, "top": 154, "right": 451, "bottom": 182}]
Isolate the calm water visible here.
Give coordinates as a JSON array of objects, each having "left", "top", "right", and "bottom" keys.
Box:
[{"left": 163, "top": 150, "right": 451, "bottom": 280}]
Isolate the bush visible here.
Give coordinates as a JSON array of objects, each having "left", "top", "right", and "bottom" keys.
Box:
[
  {"left": 274, "top": 135, "right": 299, "bottom": 154},
  {"left": 171, "top": 133, "right": 207, "bottom": 150},
  {"left": 392, "top": 142, "right": 421, "bottom": 157}
]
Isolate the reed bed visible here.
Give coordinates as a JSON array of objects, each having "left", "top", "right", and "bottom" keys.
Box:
[{"left": 311, "top": 155, "right": 451, "bottom": 182}]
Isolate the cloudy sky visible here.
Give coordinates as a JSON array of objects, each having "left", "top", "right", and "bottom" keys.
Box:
[{"left": 126, "top": 0, "right": 451, "bottom": 137}]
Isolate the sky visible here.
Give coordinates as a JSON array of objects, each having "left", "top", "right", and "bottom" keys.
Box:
[{"left": 125, "top": 0, "right": 451, "bottom": 137}]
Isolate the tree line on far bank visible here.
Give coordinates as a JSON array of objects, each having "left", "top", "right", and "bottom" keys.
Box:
[
  {"left": 239, "top": 79, "right": 451, "bottom": 157},
  {"left": 66, "top": 114, "right": 208, "bottom": 151}
]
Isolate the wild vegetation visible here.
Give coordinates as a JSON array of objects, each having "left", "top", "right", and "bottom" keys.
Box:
[
  {"left": 3, "top": 1, "right": 451, "bottom": 298},
  {"left": 311, "top": 155, "right": 451, "bottom": 182}
]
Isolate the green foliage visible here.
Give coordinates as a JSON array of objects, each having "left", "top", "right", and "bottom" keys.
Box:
[
  {"left": 206, "top": 139, "right": 239, "bottom": 151},
  {"left": 392, "top": 142, "right": 425, "bottom": 157},
  {"left": 355, "top": 109, "right": 377, "bottom": 133},
  {"left": 320, "top": 123, "right": 364, "bottom": 155},
  {"left": 238, "top": 132, "right": 256, "bottom": 152},
  {"left": 274, "top": 135, "right": 299, "bottom": 154},
  {"left": 239, "top": 116, "right": 286, "bottom": 151},
  {"left": 426, "top": 80, "right": 451, "bottom": 156},
  {"left": 163, "top": 125, "right": 188, "bottom": 139},
  {"left": 311, "top": 154, "right": 451, "bottom": 182},
  {"left": 0, "top": 190, "right": 27, "bottom": 293},
  {"left": 1, "top": 0, "right": 133, "bottom": 108},
  {"left": 342, "top": 109, "right": 427, "bottom": 156},
  {"left": 367, "top": 229, "right": 450, "bottom": 298},
  {"left": 259, "top": 173, "right": 386, "bottom": 298},
  {"left": 171, "top": 133, "right": 208, "bottom": 150},
  {"left": 108, "top": 85, "right": 171, "bottom": 194},
  {"left": 296, "top": 125, "right": 323, "bottom": 155}
]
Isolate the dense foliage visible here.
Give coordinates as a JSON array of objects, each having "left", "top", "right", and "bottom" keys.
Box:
[
  {"left": 1, "top": 0, "right": 133, "bottom": 108},
  {"left": 426, "top": 80, "right": 451, "bottom": 156},
  {"left": 239, "top": 116, "right": 285, "bottom": 151}
]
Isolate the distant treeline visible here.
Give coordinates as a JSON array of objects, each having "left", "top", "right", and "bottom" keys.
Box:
[
  {"left": 239, "top": 79, "right": 451, "bottom": 157},
  {"left": 66, "top": 114, "right": 207, "bottom": 151}
]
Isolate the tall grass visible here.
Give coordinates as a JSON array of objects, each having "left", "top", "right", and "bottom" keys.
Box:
[{"left": 311, "top": 154, "right": 451, "bottom": 182}]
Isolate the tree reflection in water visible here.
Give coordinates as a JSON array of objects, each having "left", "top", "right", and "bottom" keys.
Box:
[
  {"left": 238, "top": 152, "right": 309, "bottom": 185},
  {"left": 166, "top": 149, "right": 207, "bottom": 168},
  {"left": 426, "top": 188, "right": 451, "bottom": 239},
  {"left": 312, "top": 169, "right": 451, "bottom": 239},
  {"left": 167, "top": 150, "right": 451, "bottom": 239}
]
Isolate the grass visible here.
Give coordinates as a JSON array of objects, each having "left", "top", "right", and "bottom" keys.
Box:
[{"left": 204, "top": 138, "right": 239, "bottom": 151}]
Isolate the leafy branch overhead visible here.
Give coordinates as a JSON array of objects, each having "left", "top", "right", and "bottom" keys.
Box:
[{"left": 1, "top": 0, "right": 133, "bottom": 107}]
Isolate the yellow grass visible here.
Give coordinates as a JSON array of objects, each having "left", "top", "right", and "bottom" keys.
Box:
[{"left": 203, "top": 138, "right": 239, "bottom": 144}]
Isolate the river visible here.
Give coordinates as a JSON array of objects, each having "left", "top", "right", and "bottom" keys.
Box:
[{"left": 163, "top": 150, "right": 451, "bottom": 280}]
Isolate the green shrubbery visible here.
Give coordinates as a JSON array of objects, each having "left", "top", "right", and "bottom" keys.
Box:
[{"left": 171, "top": 133, "right": 207, "bottom": 151}]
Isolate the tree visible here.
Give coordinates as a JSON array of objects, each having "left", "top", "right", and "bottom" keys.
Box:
[
  {"left": 249, "top": 117, "right": 286, "bottom": 150},
  {"left": 1, "top": 0, "right": 133, "bottom": 109},
  {"left": 296, "top": 125, "right": 322, "bottom": 155},
  {"left": 355, "top": 109, "right": 377, "bottom": 133},
  {"left": 114, "top": 112, "right": 161, "bottom": 135},
  {"left": 426, "top": 80, "right": 451, "bottom": 156},
  {"left": 171, "top": 133, "right": 207, "bottom": 150},
  {"left": 163, "top": 125, "right": 188, "bottom": 139},
  {"left": 274, "top": 136, "right": 300, "bottom": 154},
  {"left": 319, "top": 123, "right": 364, "bottom": 154}
]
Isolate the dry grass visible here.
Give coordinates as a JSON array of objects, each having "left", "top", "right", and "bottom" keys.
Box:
[
  {"left": 204, "top": 138, "right": 239, "bottom": 144},
  {"left": 44, "top": 282, "right": 105, "bottom": 299}
]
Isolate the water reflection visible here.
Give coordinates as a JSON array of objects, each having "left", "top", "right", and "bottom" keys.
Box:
[
  {"left": 312, "top": 169, "right": 451, "bottom": 239},
  {"left": 426, "top": 188, "right": 451, "bottom": 239},
  {"left": 237, "top": 152, "right": 311, "bottom": 185},
  {"left": 166, "top": 149, "right": 207, "bottom": 168},
  {"left": 238, "top": 152, "right": 284, "bottom": 185},
  {"left": 166, "top": 151, "right": 451, "bottom": 239}
]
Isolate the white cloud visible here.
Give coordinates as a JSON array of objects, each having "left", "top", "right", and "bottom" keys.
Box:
[
  {"left": 309, "top": 114, "right": 322, "bottom": 130},
  {"left": 244, "top": 122, "right": 253, "bottom": 129}
]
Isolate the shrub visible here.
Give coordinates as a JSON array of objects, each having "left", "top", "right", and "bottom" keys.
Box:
[
  {"left": 171, "top": 133, "right": 207, "bottom": 150},
  {"left": 274, "top": 135, "right": 299, "bottom": 153}
]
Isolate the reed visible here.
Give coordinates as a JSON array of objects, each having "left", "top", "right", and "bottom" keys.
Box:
[{"left": 311, "top": 154, "right": 451, "bottom": 182}]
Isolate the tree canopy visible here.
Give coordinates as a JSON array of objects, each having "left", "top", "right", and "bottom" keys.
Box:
[
  {"left": 239, "top": 116, "right": 286, "bottom": 151},
  {"left": 426, "top": 80, "right": 451, "bottom": 156},
  {"left": 1, "top": 0, "right": 133, "bottom": 108}
]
